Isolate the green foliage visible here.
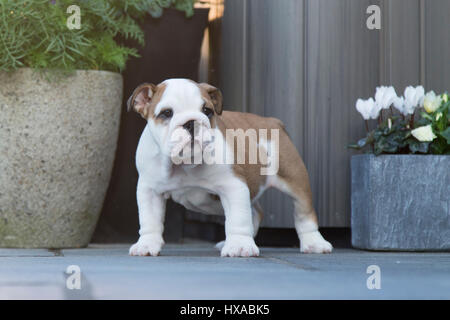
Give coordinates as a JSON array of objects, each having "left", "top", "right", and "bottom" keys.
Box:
[
  {"left": 419, "top": 96, "right": 450, "bottom": 154},
  {"left": 349, "top": 95, "right": 450, "bottom": 155},
  {"left": 0, "top": 0, "right": 197, "bottom": 74},
  {"left": 349, "top": 117, "right": 414, "bottom": 155},
  {"left": 125, "top": 0, "right": 197, "bottom": 18}
]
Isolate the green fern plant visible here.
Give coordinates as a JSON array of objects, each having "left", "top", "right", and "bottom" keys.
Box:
[
  {"left": 0, "top": 0, "right": 197, "bottom": 74},
  {"left": 124, "top": 0, "right": 197, "bottom": 18}
]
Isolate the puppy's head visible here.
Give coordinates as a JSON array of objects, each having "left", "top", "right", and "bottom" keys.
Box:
[{"left": 127, "top": 79, "right": 222, "bottom": 162}]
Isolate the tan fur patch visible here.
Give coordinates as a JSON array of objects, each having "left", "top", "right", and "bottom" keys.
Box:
[
  {"left": 128, "top": 83, "right": 167, "bottom": 120},
  {"left": 216, "top": 110, "right": 315, "bottom": 221},
  {"left": 145, "top": 83, "right": 167, "bottom": 120},
  {"left": 197, "top": 83, "right": 223, "bottom": 115},
  {"left": 216, "top": 111, "right": 285, "bottom": 198}
]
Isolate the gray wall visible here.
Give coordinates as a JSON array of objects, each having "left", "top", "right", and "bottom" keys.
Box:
[{"left": 215, "top": 0, "right": 450, "bottom": 228}]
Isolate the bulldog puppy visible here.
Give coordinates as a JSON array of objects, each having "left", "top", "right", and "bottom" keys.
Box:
[{"left": 127, "top": 79, "right": 332, "bottom": 257}]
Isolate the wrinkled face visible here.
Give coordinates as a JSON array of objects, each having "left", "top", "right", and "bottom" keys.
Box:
[{"left": 127, "top": 79, "right": 223, "bottom": 163}]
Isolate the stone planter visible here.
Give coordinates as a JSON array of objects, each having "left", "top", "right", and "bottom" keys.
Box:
[
  {"left": 0, "top": 68, "right": 123, "bottom": 248},
  {"left": 351, "top": 154, "right": 450, "bottom": 251}
]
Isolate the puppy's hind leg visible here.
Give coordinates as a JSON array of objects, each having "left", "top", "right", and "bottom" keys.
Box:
[
  {"left": 275, "top": 137, "right": 332, "bottom": 253},
  {"left": 292, "top": 199, "right": 333, "bottom": 254},
  {"left": 274, "top": 177, "right": 332, "bottom": 253}
]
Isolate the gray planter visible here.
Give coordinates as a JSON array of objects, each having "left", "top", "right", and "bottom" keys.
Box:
[
  {"left": 351, "top": 154, "right": 450, "bottom": 251},
  {"left": 0, "top": 68, "right": 123, "bottom": 248}
]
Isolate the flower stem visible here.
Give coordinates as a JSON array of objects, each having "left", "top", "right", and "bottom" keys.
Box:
[
  {"left": 365, "top": 120, "right": 369, "bottom": 133},
  {"left": 410, "top": 112, "right": 415, "bottom": 128}
]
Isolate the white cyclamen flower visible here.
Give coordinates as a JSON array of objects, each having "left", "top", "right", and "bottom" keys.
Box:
[
  {"left": 356, "top": 98, "right": 381, "bottom": 120},
  {"left": 370, "top": 100, "right": 383, "bottom": 119},
  {"left": 411, "top": 125, "right": 437, "bottom": 142},
  {"left": 423, "top": 91, "right": 442, "bottom": 113},
  {"left": 393, "top": 96, "right": 406, "bottom": 115},
  {"left": 375, "top": 86, "right": 397, "bottom": 110},
  {"left": 403, "top": 85, "right": 425, "bottom": 115},
  {"left": 356, "top": 98, "right": 374, "bottom": 120}
]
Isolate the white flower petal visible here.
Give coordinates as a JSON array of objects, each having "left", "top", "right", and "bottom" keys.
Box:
[
  {"left": 403, "top": 86, "right": 425, "bottom": 115},
  {"left": 393, "top": 96, "right": 405, "bottom": 114},
  {"left": 370, "top": 100, "right": 382, "bottom": 119},
  {"left": 411, "top": 125, "right": 437, "bottom": 142},
  {"left": 375, "top": 86, "right": 397, "bottom": 110},
  {"left": 423, "top": 90, "right": 442, "bottom": 113},
  {"left": 356, "top": 98, "right": 375, "bottom": 120}
]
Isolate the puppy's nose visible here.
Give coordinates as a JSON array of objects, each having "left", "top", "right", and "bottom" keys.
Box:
[{"left": 183, "top": 120, "right": 195, "bottom": 138}]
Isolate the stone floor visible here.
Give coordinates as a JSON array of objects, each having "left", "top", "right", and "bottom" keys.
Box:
[{"left": 0, "top": 242, "right": 449, "bottom": 299}]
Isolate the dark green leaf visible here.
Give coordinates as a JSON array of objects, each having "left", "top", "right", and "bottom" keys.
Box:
[
  {"left": 440, "top": 127, "right": 450, "bottom": 145},
  {"left": 430, "top": 137, "right": 447, "bottom": 155},
  {"left": 420, "top": 112, "right": 433, "bottom": 121},
  {"left": 407, "top": 139, "right": 430, "bottom": 154}
]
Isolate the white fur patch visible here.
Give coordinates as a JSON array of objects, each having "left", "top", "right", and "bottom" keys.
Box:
[
  {"left": 220, "top": 235, "right": 260, "bottom": 257},
  {"left": 129, "top": 234, "right": 165, "bottom": 256},
  {"left": 300, "top": 231, "right": 333, "bottom": 254}
]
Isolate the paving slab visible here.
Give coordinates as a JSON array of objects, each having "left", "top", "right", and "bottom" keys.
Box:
[
  {"left": 0, "top": 244, "right": 449, "bottom": 299},
  {"left": 0, "top": 248, "right": 55, "bottom": 257}
]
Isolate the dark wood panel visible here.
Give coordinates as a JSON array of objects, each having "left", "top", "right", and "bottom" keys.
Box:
[
  {"left": 425, "top": 0, "right": 450, "bottom": 92},
  {"left": 246, "top": 0, "right": 304, "bottom": 227},
  {"left": 215, "top": 0, "right": 448, "bottom": 229},
  {"left": 218, "top": 0, "right": 381, "bottom": 227},
  {"left": 304, "top": 0, "right": 380, "bottom": 226},
  {"left": 219, "top": 0, "right": 246, "bottom": 112},
  {"left": 380, "top": 0, "right": 421, "bottom": 88}
]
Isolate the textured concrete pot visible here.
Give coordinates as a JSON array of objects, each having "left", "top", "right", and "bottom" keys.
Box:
[
  {"left": 0, "top": 68, "right": 123, "bottom": 248},
  {"left": 351, "top": 154, "right": 450, "bottom": 251}
]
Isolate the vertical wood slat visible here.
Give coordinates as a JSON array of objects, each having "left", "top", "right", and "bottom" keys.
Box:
[{"left": 425, "top": 0, "right": 450, "bottom": 92}]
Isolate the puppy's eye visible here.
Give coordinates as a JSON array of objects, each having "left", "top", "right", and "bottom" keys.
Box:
[
  {"left": 202, "top": 106, "right": 213, "bottom": 118},
  {"left": 158, "top": 109, "right": 173, "bottom": 119}
]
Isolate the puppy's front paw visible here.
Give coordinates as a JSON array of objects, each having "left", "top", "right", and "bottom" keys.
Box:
[
  {"left": 221, "top": 235, "right": 259, "bottom": 257},
  {"left": 300, "top": 231, "right": 333, "bottom": 254},
  {"left": 129, "top": 234, "right": 164, "bottom": 256}
]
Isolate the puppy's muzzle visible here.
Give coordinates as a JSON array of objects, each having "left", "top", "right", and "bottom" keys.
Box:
[
  {"left": 168, "top": 113, "right": 212, "bottom": 163},
  {"left": 183, "top": 120, "right": 195, "bottom": 139}
]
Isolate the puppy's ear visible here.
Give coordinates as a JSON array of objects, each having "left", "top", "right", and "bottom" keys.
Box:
[
  {"left": 127, "top": 83, "right": 156, "bottom": 118},
  {"left": 199, "top": 83, "right": 223, "bottom": 115}
]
